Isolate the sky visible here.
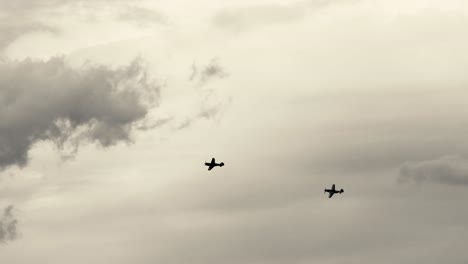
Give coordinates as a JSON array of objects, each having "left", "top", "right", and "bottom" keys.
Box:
[{"left": 1, "top": 0, "right": 468, "bottom": 263}]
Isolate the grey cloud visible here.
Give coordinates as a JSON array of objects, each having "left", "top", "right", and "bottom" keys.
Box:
[
  {"left": 212, "top": 0, "right": 339, "bottom": 32},
  {"left": 136, "top": 117, "right": 173, "bottom": 131},
  {"left": 175, "top": 58, "right": 229, "bottom": 129},
  {"left": 176, "top": 101, "right": 227, "bottom": 130},
  {"left": 191, "top": 58, "right": 228, "bottom": 86},
  {"left": 0, "top": 57, "right": 160, "bottom": 169},
  {"left": 399, "top": 156, "right": 468, "bottom": 186},
  {"left": 176, "top": 107, "right": 221, "bottom": 130},
  {"left": 176, "top": 119, "right": 193, "bottom": 130},
  {"left": 188, "top": 62, "right": 197, "bottom": 81},
  {"left": 197, "top": 106, "right": 220, "bottom": 119},
  {"left": 0, "top": 205, "right": 18, "bottom": 244}
]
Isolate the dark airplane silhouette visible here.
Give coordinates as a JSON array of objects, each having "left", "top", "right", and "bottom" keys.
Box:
[
  {"left": 205, "top": 158, "right": 224, "bottom": 171},
  {"left": 324, "top": 184, "right": 344, "bottom": 198}
]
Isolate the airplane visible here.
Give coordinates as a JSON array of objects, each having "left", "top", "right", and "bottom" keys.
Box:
[
  {"left": 324, "top": 184, "right": 344, "bottom": 198},
  {"left": 205, "top": 158, "right": 224, "bottom": 171}
]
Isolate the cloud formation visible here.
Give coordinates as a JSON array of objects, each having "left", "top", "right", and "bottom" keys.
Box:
[
  {"left": 0, "top": 205, "right": 18, "bottom": 244},
  {"left": 176, "top": 58, "right": 230, "bottom": 129},
  {"left": 190, "top": 58, "right": 228, "bottom": 86},
  {"left": 399, "top": 156, "right": 468, "bottom": 186},
  {"left": 0, "top": 57, "right": 160, "bottom": 169}
]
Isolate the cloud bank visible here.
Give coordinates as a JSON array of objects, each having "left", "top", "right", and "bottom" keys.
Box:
[{"left": 0, "top": 57, "right": 160, "bottom": 169}]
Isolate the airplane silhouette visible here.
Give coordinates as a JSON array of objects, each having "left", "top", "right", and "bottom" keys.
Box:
[
  {"left": 324, "top": 184, "right": 344, "bottom": 198},
  {"left": 205, "top": 158, "right": 224, "bottom": 171}
]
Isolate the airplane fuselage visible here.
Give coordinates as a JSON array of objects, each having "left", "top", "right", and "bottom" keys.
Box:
[{"left": 205, "top": 162, "right": 223, "bottom": 167}]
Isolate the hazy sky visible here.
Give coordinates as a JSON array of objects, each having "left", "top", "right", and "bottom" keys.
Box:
[{"left": 1, "top": 0, "right": 468, "bottom": 263}]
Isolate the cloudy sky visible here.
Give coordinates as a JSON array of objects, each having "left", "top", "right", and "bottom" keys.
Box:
[{"left": 1, "top": 0, "right": 468, "bottom": 263}]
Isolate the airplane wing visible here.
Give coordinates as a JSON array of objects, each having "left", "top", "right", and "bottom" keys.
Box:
[
  {"left": 331, "top": 184, "right": 335, "bottom": 191},
  {"left": 211, "top": 158, "right": 215, "bottom": 163},
  {"left": 208, "top": 164, "right": 215, "bottom": 171},
  {"left": 328, "top": 192, "right": 334, "bottom": 198}
]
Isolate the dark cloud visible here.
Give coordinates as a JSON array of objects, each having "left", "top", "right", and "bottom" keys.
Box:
[
  {"left": 0, "top": 57, "right": 160, "bottom": 169},
  {"left": 0, "top": 205, "right": 18, "bottom": 244},
  {"left": 399, "top": 156, "right": 468, "bottom": 186}
]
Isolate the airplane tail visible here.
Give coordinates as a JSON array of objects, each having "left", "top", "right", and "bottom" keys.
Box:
[
  {"left": 339, "top": 189, "right": 344, "bottom": 194},
  {"left": 220, "top": 162, "right": 224, "bottom": 167}
]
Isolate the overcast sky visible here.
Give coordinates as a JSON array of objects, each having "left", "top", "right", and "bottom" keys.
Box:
[{"left": 1, "top": 0, "right": 468, "bottom": 263}]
